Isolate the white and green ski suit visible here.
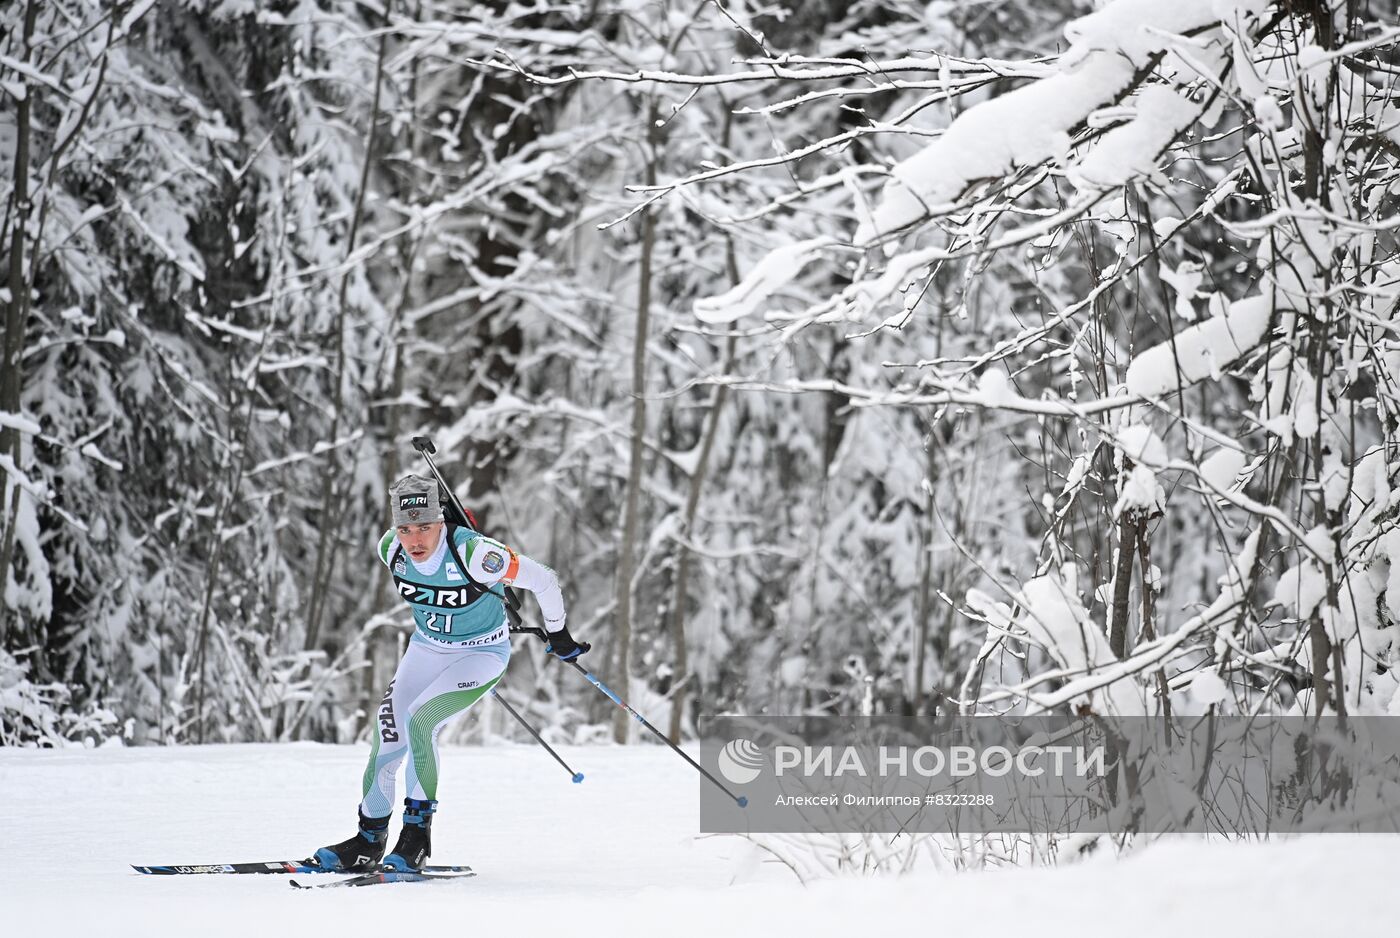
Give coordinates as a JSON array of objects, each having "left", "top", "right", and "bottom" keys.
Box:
[{"left": 359, "top": 524, "right": 565, "bottom": 817}]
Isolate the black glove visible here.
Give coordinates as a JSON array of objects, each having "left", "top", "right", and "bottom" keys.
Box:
[{"left": 545, "top": 624, "right": 590, "bottom": 661}]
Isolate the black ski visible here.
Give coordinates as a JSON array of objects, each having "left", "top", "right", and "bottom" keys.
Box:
[
  {"left": 289, "top": 868, "right": 476, "bottom": 890},
  {"left": 133, "top": 861, "right": 472, "bottom": 876}
]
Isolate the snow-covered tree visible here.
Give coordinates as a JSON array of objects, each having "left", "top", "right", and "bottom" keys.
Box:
[
  {"left": 641, "top": 0, "right": 1400, "bottom": 722},
  {"left": 7, "top": 0, "right": 1400, "bottom": 760}
]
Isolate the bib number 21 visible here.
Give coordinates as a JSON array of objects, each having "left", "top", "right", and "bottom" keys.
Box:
[{"left": 424, "top": 613, "right": 455, "bottom": 634}]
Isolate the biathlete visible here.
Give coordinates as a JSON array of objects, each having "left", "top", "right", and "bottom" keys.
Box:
[{"left": 309, "top": 473, "right": 589, "bottom": 871}]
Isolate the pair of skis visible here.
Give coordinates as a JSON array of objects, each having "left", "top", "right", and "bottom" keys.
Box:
[
  {"left": 132, "top": 860, "right": 475, "bottom": 890},
  {"left": 289, "top": 868, "right": 475, "bottom": 890}
]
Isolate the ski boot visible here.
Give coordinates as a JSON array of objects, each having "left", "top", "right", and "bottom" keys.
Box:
[
  {"left": 382, "top": 798, "right": 436, "bottom": 871},
  {"left": 308, "top": 808, "right": 391, "bottom": 871}
]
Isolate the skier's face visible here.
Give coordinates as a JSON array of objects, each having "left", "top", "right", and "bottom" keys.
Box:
[{"left": 397, "top": 521, "right": 444, "bottom": 561}]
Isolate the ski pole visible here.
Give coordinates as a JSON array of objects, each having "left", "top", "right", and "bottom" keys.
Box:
[
  {"left": 490, "top": 688, "right": 584, "bottom": 784},
  {"left": 407, "top": 438, "right": 743, "bottom": 806},
  {"left": 512, "top": 624, "right": 747, "bottom": 808}
]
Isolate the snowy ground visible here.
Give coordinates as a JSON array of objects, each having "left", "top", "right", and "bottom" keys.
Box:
[{"left": 2, "top": 741, "right": 1393, "bottom": 936}]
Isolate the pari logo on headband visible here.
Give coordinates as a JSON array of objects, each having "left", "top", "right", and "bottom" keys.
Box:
[
  {"left": 400, "top": 493, "right": 430, "bottom": 521},
  {"left": 390, "top": 473, "right": 444, "bottom": 525}
]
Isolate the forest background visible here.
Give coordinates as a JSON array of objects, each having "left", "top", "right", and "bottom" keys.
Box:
[{"left": 4, "top": 0, "right": 1400, "bottom": 760}]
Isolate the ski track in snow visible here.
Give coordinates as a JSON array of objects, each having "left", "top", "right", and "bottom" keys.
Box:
[{"left": 1, "top": 743, "right": 1392, "bottom": 936}]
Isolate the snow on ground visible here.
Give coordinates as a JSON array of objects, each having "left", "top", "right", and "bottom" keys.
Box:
[{"left": 1, "top": 742, "right": 1393, "bottom": 936}]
